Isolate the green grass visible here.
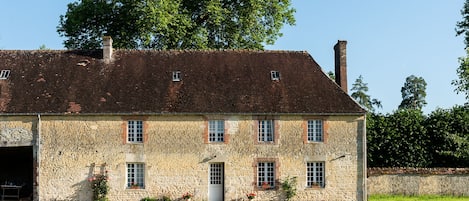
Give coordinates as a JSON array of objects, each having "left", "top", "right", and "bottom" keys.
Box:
[{"left": 370, "top": 195, "right": 469, "bottom": 201}]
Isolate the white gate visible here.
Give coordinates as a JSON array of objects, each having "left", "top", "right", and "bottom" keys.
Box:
[{"left": 208, "top": 163, "right": 224, "bottom": 201}]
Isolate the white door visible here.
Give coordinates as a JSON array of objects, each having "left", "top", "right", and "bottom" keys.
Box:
[{"left": 209, "top": 163, "right": 224, "bottom": 201}]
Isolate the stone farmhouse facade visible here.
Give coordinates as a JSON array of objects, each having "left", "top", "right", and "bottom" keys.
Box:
[{"left": 0, "top": 38, "right": 366, "bottom": 201}]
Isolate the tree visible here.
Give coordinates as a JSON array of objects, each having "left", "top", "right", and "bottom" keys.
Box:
[
  {"left": 456, "top": 0, "right": 469, "bottom": 49},
  {"left": 455, "top": 1, "right": 469, "bottom": 103},
  {"left": 39, "top": 44, "right": 50, "bottom": 50},
  {"left": 57, "top": 0, "right": 296, "bottom": 50},
  {"left": 426, "top": 105, "right": 469, "bottom": 167},
  {"left": 398, "top": 75, "right": 427, "bottom": 110},
  {"left": 350, "top": 75, "right": 382, "bottom": 112},
  {"left": 367, "top": 110, "right": 431, "bottom": 167},
  {"left": 452, "top": 51, "right": 469, "bottom": 103}
]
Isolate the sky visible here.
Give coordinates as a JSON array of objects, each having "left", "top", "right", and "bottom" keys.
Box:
[{"left": 0, "top": 1, "right": 467, "bottom": 114}]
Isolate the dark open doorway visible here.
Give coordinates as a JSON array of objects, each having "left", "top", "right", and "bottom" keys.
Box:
[{"left": 0, "top": 146, "right": 33, "bottom": 199}]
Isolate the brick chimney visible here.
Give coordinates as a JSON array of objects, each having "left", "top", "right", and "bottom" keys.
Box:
[
  {"left": 103, "top": 36, "right": 113, "bottom": 63},
  {"left": 334, "top": 40, "right": 347, "bottom": 93}
]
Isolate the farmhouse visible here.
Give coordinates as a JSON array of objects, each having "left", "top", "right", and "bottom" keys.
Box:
[{"left": 0, "top": 38, "right": 366, "bottom": 201}]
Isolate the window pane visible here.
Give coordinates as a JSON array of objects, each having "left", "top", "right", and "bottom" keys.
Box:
[
  {"left": 128, "top": 120, "right": 143, "bottom": 142},
  {"left": 258, "top": 162, "right": 275, "bottom": 188},
  {"left": 307, "top": 162, "right": 325, "bottom": 188},
  {"left": 307, "top": 120, "right": 323, "bottom": 142},
  {"left": 258, "top": 120, "right": 274, "bottom": 142},
  {"left": 127, "top": 163, "right": 145, "bottom": 188},
  {"left": 209, "top": 120, "right": 224, "bottom": 142}
]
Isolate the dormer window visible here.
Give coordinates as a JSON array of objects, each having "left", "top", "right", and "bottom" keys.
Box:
[
  {"left": 0, "top": 70, "right": 11, "bottom": 79},
  {"left": 172, "top": 71, "right": 181, "bottom": 81},
  {"left": 270, "top": 71, "right": 280, "bottom": 81}
]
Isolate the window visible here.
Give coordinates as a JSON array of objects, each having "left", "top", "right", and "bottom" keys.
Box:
[
  {"left": 172, "top": 71, "right": 181, "bottom": 81},
  {"left": 258, "top": 162, "right": 275, "bottom": 188},
  {"left": 307, "top": 162, "right": 325, "bottom": 188},
  {"left": 209, "top": 120, "right": 224, "bottom": 142},
  {"left": 0, "top": 70, "right": 10, "bottom": 79},
  {"left": 270, "top": 71, "right": 280, "bottom": 80},
  {"left": 307, "top": 120, "right": 323, "bottom": 142},
  {"left": 127, "top": 120, "right": 143, "bottom": 143},
  {"left": 127, "top": 163, "right": 145, "bottom": 189},
  {"left": 258, "top": 120, "right": 274, "bottom": 142}
]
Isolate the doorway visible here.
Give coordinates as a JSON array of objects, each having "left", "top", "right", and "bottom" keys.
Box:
[
  {"left": 0, "top": 146, "right": 34, "bottom": 200},
  {"left": 208, "top": 163, "right": 224, "bottom": 201}
]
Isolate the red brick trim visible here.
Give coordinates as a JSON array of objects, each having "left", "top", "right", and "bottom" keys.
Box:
[
  {"left": 252, "top": 158, "right": 280, "bottom": 191},
  {"left": 121, "top": 116, "right": 149, "bottom": 144},
  {"left": 253, "top": 116, "right": 279, "bottom": 145},
  {"left": 302, "top": 116, "right": 328, "bottom": 144}
]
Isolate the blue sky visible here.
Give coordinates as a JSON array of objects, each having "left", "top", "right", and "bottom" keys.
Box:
[{"left": 0, "top": 1, "right": 466, "bottom": 114}]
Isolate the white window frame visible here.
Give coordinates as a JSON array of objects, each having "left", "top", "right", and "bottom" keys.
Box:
[
  {"left": 209, "top": 120, "right": 224, "bottom": 142},
  {"left": 307, "top": 120, "right": 323, "bottom": 142},
  {"left": 307, "top": 162, "right": 325, "bottom": 188},
  {"left": 258, "top": 162, "right": 275, "bottom": 188},
  {"left": 0, "top": 70, "right": 10, "bottom": 79},
  {"left": 127, "top": 120, "right": 143, "bottom": 143},
  {"left": 127, "top": 163, "right": 145, "bottom": 188},
  {"left": 258, "top": 120, "right": 274, "bottom": 142},
  {"left": 270, "top": 71, "right": 280, "bottom": 80},
  {"left": 172, "top": 71, "right": 181, "bottom": 81}
]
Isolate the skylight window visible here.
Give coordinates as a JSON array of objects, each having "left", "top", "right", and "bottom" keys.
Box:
[
  {"left": 270, "top": 71, "right": 280, "bottom": 81},
  {"left": 172, "top": 71, "right": 181, "bottom": 81},
  {"left": 0, "top": 70, "right": 11, "bottom": 79}
]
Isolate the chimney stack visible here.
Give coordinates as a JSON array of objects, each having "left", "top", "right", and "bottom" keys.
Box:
[
  {"left": 334, "top": 40, "right": 347, "bottom": 93},
  {"left": 103, "top": 36, "right": 113, "bottom": 63}
]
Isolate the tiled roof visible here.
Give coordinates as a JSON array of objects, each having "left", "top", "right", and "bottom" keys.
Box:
[{"left": 0, "top": 50, "right": 365, "bottom": 114}]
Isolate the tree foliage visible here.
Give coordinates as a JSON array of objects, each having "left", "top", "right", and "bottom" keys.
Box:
[
  {"left": 452, "top": 51, "right": 469, "bottom": 102},
  {"left": 367, "top": 110, "right": 430, "bottom": 167},
  {"left": 456, "top": 0, "right": 469, "bottom": 49},
  {"left": 455, "top": 1, "right": 469, "bottom": 103},
  {"left": 398, "top": 75, "right": 427, "bottom": 110},
  {"left": 57, "top": 0, "right": 296, "bottom": 50},
  {"left": 367, "top": 105, "right": 469, "bottom": 168},
  {"left": 350, "top": 75, "right": 381, "bottom": 112},
  {"left": 426, "top": 105, "right": 469, "bottom": 167}
]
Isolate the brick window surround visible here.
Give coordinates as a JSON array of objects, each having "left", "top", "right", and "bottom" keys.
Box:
[
  {"left": 253, "top": 158, "right": 280, "bottom": 191},
  {"left": 253, "top": 116, "right": 279, "bottom": 145},
  {"left": 203, "top": 118, "right": 230, "bottom": 144},
  {"left": 302, "top": 117, "right": 328, "bottom": 144},
  {"left": 121, "top": 116, "right": 149, "bottom": 144}
]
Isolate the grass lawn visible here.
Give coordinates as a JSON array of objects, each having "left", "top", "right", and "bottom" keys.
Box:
[{"left": 370, "top": 195, "right": 469, "bottom": 201}]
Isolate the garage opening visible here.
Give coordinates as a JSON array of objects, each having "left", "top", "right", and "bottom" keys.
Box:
[{"left": 0, "top": 146, "right": 34, "bottom": 200}]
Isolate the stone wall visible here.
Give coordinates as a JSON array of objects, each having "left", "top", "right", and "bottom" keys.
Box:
[
  {"left": 1, "top": 114, "right": 365, "bottom": 201},
  {"left": 367, "top": 168, "right": 469, "bottom": 196}
]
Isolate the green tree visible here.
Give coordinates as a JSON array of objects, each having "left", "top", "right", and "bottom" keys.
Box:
[
  {"left": 39, "top": 44, "right": 50, "bottom": 50},
  {"left": 455, "top": 1, "right": 469, "bottom": 103},
  {"left": 456, "top": 0, "right": 469, "bottom": 49},
  {"left": 398, "top": 75, "right": 427, "bottom": 110},
  {"left": 452, "top": 51, "right": 469, "bottom": 102},
  {"left": 57, "top": 0, "right": 296, "bottom": 50},
  {"left": 350, "top": 75, "right": 382, "bottom": 112},
  {"left": 426, "top": 105, "right": 469, "bottom": 167},
  {"left": 367, "top": 110, "right": 430, "bottom": 167}
]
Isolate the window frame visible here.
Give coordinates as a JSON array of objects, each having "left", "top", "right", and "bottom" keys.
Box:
[
  {"left": 253, "top": 158, "right": 279, "bottom": 191},
  {"left": 208, "top": 120, "right": 225, "bottom": 142},
  {"left": 307, "top": 119, "right": 323, "bottom": 142},
  {"left": 0, "top": 70, "right": 10, "bottom": 79},
  {"left": 306, "top": 161, "right": 325, "bottom": 188},
  {"left": 258, "top": 120, "right": 274, "bottom": 142},
  {"left": 126, "top": 163, "right": 145, "bottom": 189},
  {"left": 127, "top": 120, "right": 143, "bottom": 143}
]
